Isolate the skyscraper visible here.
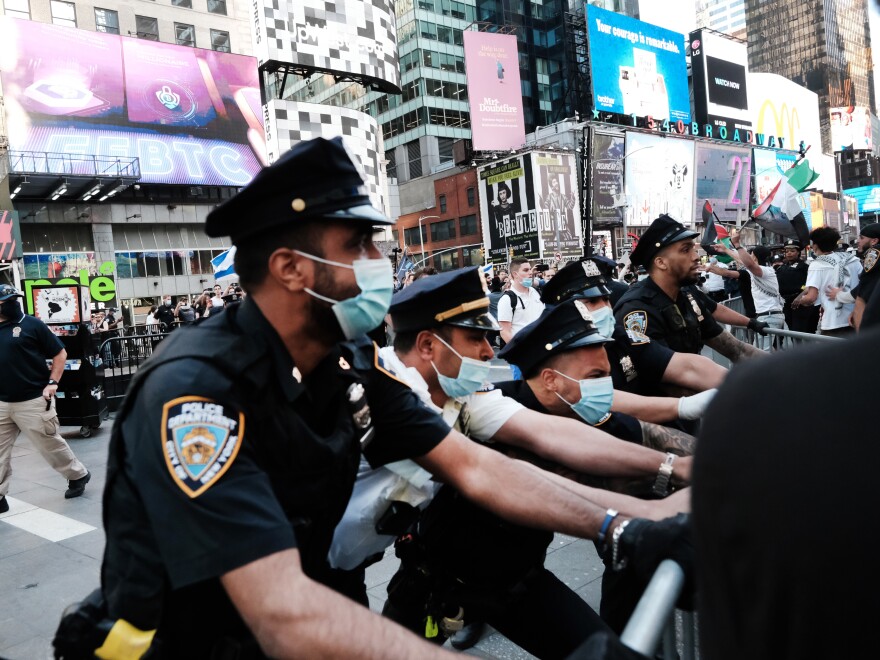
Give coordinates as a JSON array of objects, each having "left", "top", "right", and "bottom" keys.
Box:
[
  {"left": 746, "top": 0, "right": 875, "bottom": 153},
  {"left": 695, "top": 0, "right": 746, "bottom": 40}
]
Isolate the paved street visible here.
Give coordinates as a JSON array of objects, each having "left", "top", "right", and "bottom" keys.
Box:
[{"left": 0, "top": 417, "right": 606, "bottom": 659}]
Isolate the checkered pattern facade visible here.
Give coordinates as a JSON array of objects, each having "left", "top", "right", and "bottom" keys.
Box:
[
  {"left": 254, "top": 0, "right": 399, "bottom": 92},
  {"left": 265, "top": 100, "right": 386, "bottom": 212}
]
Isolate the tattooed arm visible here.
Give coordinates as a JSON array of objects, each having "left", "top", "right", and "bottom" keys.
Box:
[
  {"left": 705, "top": 329, "right": 765, "bottom": 362},
  {"left": 638, "top": 421, "right": 696, "bottom": 456}
]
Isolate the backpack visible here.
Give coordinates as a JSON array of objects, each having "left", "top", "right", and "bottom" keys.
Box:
[{"left": 493, "top": 291, "right": 525, "bottom": 349}]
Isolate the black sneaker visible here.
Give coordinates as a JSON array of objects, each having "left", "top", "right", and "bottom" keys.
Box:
[
  {"left": 449, "top": 620, "right": 485, "bottom": 651},
  {"left": 0, "top": 496, "right": 8, "bottom": 513},
  {"left": 65, "top": 471, "right": 91, "bottom": 499}
]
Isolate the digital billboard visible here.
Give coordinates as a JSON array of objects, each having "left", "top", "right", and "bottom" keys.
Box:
[
  {"left": 692, "top": 143, "right": 752, "bottom": 225},
  {"left": 624, "top": 133, "right": 695, "bottom": 226},
  {"left": 0, "top": 18, "right": 265, "bottom": 187},
  {"left": 253, "top": 0, "right": 400, "bottom": 93},
  {"left": 478, "top": 156, "right": 539, "bottom": 262},
  {"left": 463, "top": 31, "right": 526, "bottom": 152},
  {"left": 690, "top": 29, "right": 750, "bottom": 136},
  {"left": 842, "top": 185, "right": 880, "bottom": 215},
  {"left": 532, "top": 152, "right": 583, "bottom": 260},
  {"left": 264, "top": 100, "right": 386, "bottom": 212},
  {"left": 830, "top": 106, "right": 873, "bottom": 151},
  {"left": 0, "top": 211, "right": 22, "bottom": 261},
  {"left": 586, "top": 5, "right": 689, "bottom": 123},
  {"left": 590, "top": 133, "right": 626, "bottom": 226}
]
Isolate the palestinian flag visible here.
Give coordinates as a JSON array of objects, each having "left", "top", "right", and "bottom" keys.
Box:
[
  {"left": 700, "top": 201, "right": 733, "bottom": 263},
  {"left": 752, "top": 159, "right": 820, "bottom": 246}
]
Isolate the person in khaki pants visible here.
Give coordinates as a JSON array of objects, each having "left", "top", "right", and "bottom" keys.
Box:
[{"left": 0, "top": 285, "right": 89, "bottom": 513}]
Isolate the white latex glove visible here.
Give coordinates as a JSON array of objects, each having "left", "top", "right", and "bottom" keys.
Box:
[{"left": 677, "top": 388, "right": 718, "bottom": 420}]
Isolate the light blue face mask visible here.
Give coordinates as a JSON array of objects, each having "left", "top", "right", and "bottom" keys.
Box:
[
  {"left": 589, "top": 305, "right": 615, "bottom": 338},
  {"left": 295, "top": 251, "right": 393, "bottom": 340},
  {"left": 521, "top": 277, "right": 534, "bottom": 288},
  {"left": 554, "top": 372, "right": 614, "bottom": 425},
  {"left": 431, "top": 333, "right": 492, "bottom": 398}
]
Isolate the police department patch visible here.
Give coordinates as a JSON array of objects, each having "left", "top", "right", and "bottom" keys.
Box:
[
  {"left": 161, "top": 396, "right": 244, "bottom": 498},
  {"left": 865, "top": 248, "right": 878, "bottom": 273},
  {"left": 623, "top": 311, "right": 650, "bottom": 345}
]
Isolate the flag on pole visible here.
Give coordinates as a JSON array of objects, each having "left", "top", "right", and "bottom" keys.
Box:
[
  {"left": 481, "top": 263, "right": 494, "bottom": 278},
  {"left": 396, "top": 248, "right": 414, "bottom": 282},
  {"left": 752, "top": 159, "right": 820, "bottom": 246},
  {"left": 211, "top": 247, "right": 237, "bottom": 280},
  {"left": 700, "top": 201, "right": 733, "bottom": 263}
]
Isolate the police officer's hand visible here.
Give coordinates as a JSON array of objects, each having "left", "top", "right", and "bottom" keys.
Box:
[
  {"left": 617, "top": 513, "right": 695, "bottom": 610},
  {"left": 747, "top": 318, "right": 769, "bottom": 335},
  {"left": 43, "top": 383, "right": 58, "bottom": 402}
]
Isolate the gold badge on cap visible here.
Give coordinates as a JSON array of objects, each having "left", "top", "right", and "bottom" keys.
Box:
[
  {"left": 582, "top": 260, "right": 601, "bottom": 277},
  {"left": 573, "top": 299, "right": 593, "bottom": 321},
  {"left": 291, "top": 198, "right": 306, "bottom": 212}
]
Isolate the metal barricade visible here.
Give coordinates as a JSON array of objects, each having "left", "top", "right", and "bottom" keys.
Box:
[{"left": 98, "top": 332, "right": 169, "bottom": 411}]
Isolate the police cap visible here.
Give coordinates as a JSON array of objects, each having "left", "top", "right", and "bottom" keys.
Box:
[
  {"left": 783, "top": 239, "right": 801, "bottom": 249},
  {"left": 629, "top": 214, "right": 699, "bottom": 267},
  {"left": 590, "top": 253, "right": 619, "bottom": 276},
  {"left": 498, "top": 299, "right": 612, "bottom": 375},
  {"left": 860, "top": 223, "right": 880, "bottom": 239},
  {"left": 390, "top": 267, "right": 500, "bottom": 333},
  {"left": 0, "top": 285, "right": 22, "bottom": 301},
  {"left": 205, "top": 137, "right": 391, "bottom": 243},
  {"left": 540, "top": 259, "right": 611, "bottom": 305}
]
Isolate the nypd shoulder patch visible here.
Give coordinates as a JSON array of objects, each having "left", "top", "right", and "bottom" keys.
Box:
[
  {"left": 864, "top": 248, "right": 878, "bottom": 273},
  {"left": 623, "top": 310, "right": 650, "bottom": 345},
  {"left": 161, "top": 396, "right": 245, "bottom": 498}
]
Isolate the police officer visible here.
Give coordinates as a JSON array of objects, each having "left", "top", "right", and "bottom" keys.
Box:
[
  {"left": 614, "top": 215, "right": 765, "bottom": 363},
  {"left": 56, "top": 139, "right": 693, "bottom": 659},
  {"left": 775, "top": 239, "right": 818, "bottom": 334},
  {"left": 826, "top": 222, "right": 880, "bottom": 330},
  {"left": 541, "top": 258, "right": 727, "bottom": 398}
]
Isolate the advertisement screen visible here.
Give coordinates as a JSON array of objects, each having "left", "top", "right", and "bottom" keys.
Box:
[
  {"left": 0, "top": 18, "right": 265, "bottom": 186},
  {"left": 624, "top": 133, "right": 695, "bottom": 227},
  {"left": 31, "top": 285, "right": 89, "bottom": 324},
  {"left": 749, "top": 73, "right": 820, "bottom": 153},
  {"left": 0, "top": 211, "right": 22, "bottom": 261},
  {"left": 692, "top": 144, "right": 751, "bottom": 224},
  {"left": 830, "top": 106, "right": 873, "bottom": 151},
  {"left": 478, "top": 156, "right": 539, "bottom": 263},
  {"left": 842, "top": 185, "right": 880, "bottom": 215},
  {"left": 689, "top": 29, "right": 750, "bottom": 135},
  {"left": 586, "top": 5, "right": 689, "bottom": 123},
  {"left": 253, "top": 0, "right": 400, "bottom": 93},
  {"left": 463, "top": 31, "right": 526, "bottom": 152},
  {"left": 590, "top": 133, "right": 626, "bottom": 225},
  {"left": 531, "top": 152, "right": 583, "bottom": 260}
]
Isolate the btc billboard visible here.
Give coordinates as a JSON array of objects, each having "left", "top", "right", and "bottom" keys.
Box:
[
  {"left": 0, "top": 18, "right": 265, "bottom": 187},
  {"left": 586, "top": 5, "right": 690, "bottom": 123},
  {"left": 689, "top": 29, "right": 750, "bottom": 136}
]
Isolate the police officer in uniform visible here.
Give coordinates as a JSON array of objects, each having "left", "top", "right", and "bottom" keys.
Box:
[
  {"left": 775, "top": 239, "right": 818, "bottom": 334},
  {"left": 541, "top": 258, "right": 727, "bottom": 398},
  {"left": 55, "top": 139, "right": 694, "bottom": 659},
  {"left": 614, "top": 215, "right": 765, "bottom": 363}
]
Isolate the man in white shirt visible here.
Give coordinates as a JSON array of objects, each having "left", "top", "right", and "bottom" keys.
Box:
[
  {"left": 793, "top": 227, "right": 862, "bottom": 337},
  {"left": 497, "top": 257, "right": 545, "bottom": 346}
]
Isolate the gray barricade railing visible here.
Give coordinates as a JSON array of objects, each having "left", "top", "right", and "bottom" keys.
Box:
[
  {"left": 620, "top": 560, "right": 695, "bottom": 660},
  {"left": 98, "top": 332, "right": 170, "bottom": 411}
]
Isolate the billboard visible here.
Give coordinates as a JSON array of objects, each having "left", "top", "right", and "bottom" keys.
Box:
[
  {"left": 842, "top": 185, "right": 880, "bottom": 215},
  {"left": 0, "top": 18, "right": 265, "bottom": 187},
  {"left": 532, "top": 152, "right": 583, "bottom": 260},
  {"left": 830, "top": 106, "right": 873, "bottom": 151},
  {"left": 749, "top": 73, "right": 820, "bottom": 154},
  {"left": 692, "top": 143, "right": 751, "bottom": 225},
  {"left": 478, "top": 156, "right": 539, "bottom": 262},
  {"left": 624, "top": 133, "right": 695, "bottom": 226},
  {"left": 586, "top": 5, "right": 690, "bottom": 123},
  {"left": 0, "top": 211, "right": 22, "bottom": 261},
  {"left": 463, "top": 31, "right": 526, "bottom": 152},
  {"left": 264, "top": 100, "right": 386, "bottom": 212},
  {"left": 253, "top": 0, "right": 400, "bottom": 93},
  {"left": 590, "top": 133, "right": 626, "bottom": 225},
  {"left": 689, "top": 30, "right": 750, "bottom": 136}
]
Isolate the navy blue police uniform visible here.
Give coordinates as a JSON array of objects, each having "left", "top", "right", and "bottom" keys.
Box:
[
  {"left": 854, "top": 224, "right": 880, "bottom": 310},
  {"left": 613, "top": 216, "right": 724, "bottom": 355},
  {"left": 775, "top": 239, "right": 818, "bottom": 333},
  {"left": 0, "top": 299, "right": 64, "bottom": 402},
  {"left": 63, "top": 138, "right": 453, "bottom": 659}
]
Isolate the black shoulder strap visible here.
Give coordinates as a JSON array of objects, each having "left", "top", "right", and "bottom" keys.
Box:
[{"left": 504, "top": 290, "right": 523, "bottom": 311}]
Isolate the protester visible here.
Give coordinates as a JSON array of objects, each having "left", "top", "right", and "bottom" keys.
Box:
[{"left": 497, "top": 257, "right": 545, "bottom": 346}]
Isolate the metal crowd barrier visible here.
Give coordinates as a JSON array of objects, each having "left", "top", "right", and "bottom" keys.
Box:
[{"left": 98, "top": 332, "right": 170, "bottom": 411}]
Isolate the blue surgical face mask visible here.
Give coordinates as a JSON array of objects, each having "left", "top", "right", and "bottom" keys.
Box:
[
  {"left": 431, "top": 333, "right": 492, "bottom": 398},
  {"left": 295, "top": 251, "right": 393, "bottom": 340},
  {"left": 554, "top": 372, "right": 614, "bottom": 425},
  {"left": 589, "top": 305, "right": 615, "bottom": 338},
  {"left": 521, "top": 277, "right": 533, "bottom": 288}
]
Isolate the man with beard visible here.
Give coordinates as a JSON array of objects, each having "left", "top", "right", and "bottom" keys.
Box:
[
  {"left": 614, "top": 215, "right": 765, "bottom": 363},
  {"left": 64, "top": 139, "right": 692, "bottom": 659}
]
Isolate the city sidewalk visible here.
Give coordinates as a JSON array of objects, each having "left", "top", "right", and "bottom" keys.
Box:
[{"left": 0, "top": 419, "right": 606, "bottom": 659}]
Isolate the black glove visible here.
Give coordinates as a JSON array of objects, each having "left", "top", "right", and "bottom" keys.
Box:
[
  {"left": 747, "top": 318, "right": 769, "bottom": 335},
  {"left": 616, "top": 513, "right": 694, "bottom": 610}
]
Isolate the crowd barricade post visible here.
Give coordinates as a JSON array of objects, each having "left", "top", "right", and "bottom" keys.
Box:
[
  {"left": 98, "top": 332, "right": 170, "bottom": 411},
  {"left": 620, "top": 560, "right": 692, "bottom": 658}
]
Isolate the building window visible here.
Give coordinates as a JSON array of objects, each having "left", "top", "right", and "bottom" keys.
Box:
[
  {"left": 172, "top": 0, "right": 192, "bottom": 7},
  {"left": 4, "top": 0, "right": 30, "bottom": 20},
  {"left": 403, "top": 226, "right": 427, "bottom": 246},
  {"left": 50, "top": 0, "right": 76, "bottom": 27},
  {"left": 431, "top": 251, "right": 459, "bottom": 271},
  {"left": 439, "top": 194, "right": 447, "bottom": 213},
  {"left": 461, "top": 247, "right": 483, "bottom": 266},
  {"left": 467, "top": 187, "right": 475, "bottom": 207},
  {"left": 94, "top": 8, "right": 119, "bottom": 34},
  {"left": 207, "top": 0, "right": 227, "bottom": 15},
  {"left": 459, "top": 214, "right": 478, "bottom": 236},
  {"left": 135, "top": 15, "right": 159, "bottom": 41},
  {"left": 175, "top": 23, "right": 195, "bottom": 47},
  {"left": 210, "top": 29, "right": 230, "bottom": 52},
  {"left": 430, "top": 219, "right": 456, "bottom": 242}
]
